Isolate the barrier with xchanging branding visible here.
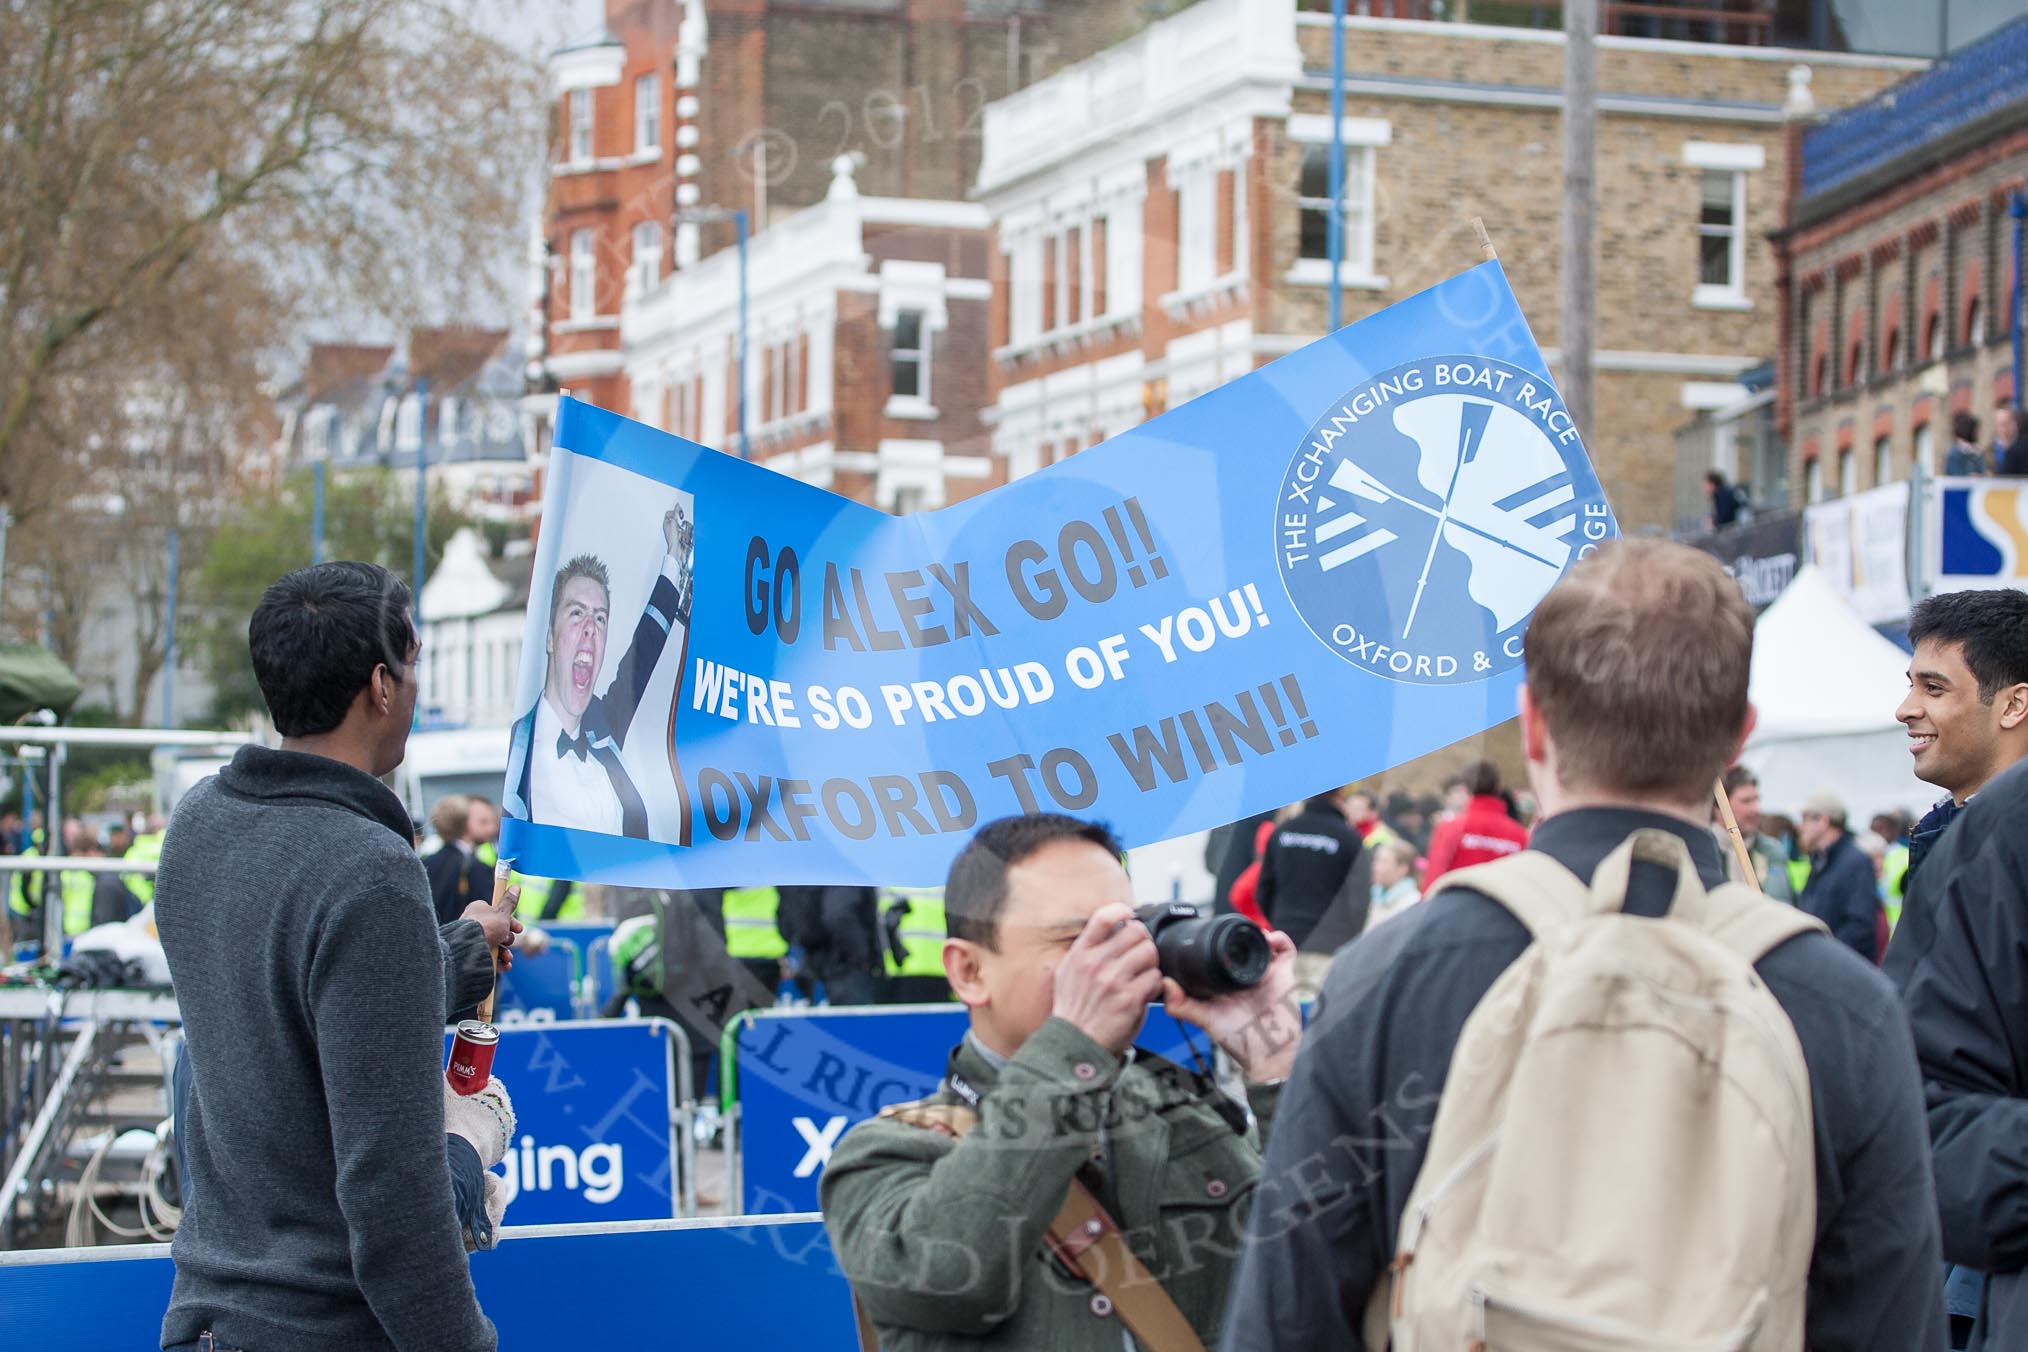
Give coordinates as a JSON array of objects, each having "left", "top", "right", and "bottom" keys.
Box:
[
  {"left": 451, "top": 1017, "right": 698, "bottom": 1222},
  {"left": 0, "top": 1215, "right": 856, "bottom": 1348},
  {"left": 731, "top": 1003, "right": 1207, "bottom": 1215}
]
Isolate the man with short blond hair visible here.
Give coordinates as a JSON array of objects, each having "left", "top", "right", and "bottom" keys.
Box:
[{"left": 1225, "top": 538, "right": 1944, "bottom": 1351}]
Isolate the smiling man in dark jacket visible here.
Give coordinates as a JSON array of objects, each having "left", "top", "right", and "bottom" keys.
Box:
[{"left": 1888, "top": 759, "right": 2028, "bottom": 1348}]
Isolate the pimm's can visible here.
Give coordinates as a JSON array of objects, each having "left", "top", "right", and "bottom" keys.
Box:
[{"left": 446, "top": 1020, "right": 499, "bottom": 1097}]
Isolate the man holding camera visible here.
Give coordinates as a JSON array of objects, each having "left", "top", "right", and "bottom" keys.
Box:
[{"left": 821, "top": 814, "right": 1299, "bottom": 1351}]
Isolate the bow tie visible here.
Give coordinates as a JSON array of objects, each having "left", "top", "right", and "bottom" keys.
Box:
[{"left": 557, "top": 726, "right": 594, "bottom": 761}]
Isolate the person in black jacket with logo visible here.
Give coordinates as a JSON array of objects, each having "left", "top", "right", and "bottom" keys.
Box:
[{"left": 1256, "top": 788, "right": 1368, "bottom": 999}]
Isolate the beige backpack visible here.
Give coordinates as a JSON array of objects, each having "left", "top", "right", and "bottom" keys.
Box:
[{"left": 1369, "top": 829, "right": 1824, "bottom": 1352}]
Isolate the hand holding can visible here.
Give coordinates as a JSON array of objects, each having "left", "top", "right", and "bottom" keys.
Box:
[{"left": 446, "top": 1020, "right": 499, "bottom": 1097}]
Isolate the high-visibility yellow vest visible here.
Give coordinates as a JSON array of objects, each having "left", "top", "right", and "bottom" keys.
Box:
[
  {"left": 125, "top": 832, "right": 165, "bottom": 905},
  {"left": 881, "top": 890, "right": 947, "bottom": 978},
  {"left": 722, "top": 886, "right": 786, "bottom": 960},
  {"left": 60, "top": 870, "right": 93, "bottom": 936},
  {"left": 1880, "top": 841, "right": 1909, "bottom": 934},
  {"left": 1786, "top": 857, "right": 1811, "bottom": 897},
  {"left": 9, "top": 850, "right": 92, "bottom": 936},
  {"left": 8, "top": 842, "right": 44, "bottom": 920},
  {"left": 520, "top": 877, "right": 585, "bottom": 922},
  {"left": 1362, "top": 823, "right": 1399, "bottom": 850},
  {"left": 475, "top": 842, "right": 586, "bottom": 923}
]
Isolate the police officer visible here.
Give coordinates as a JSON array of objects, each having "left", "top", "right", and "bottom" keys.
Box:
[
  {"left": 721, "top": 885, "right": 786, "bottom": 991},
  {"left": 879, "top": 888, "right": 952, "bottom": 1003},
  {"left": 124, "top": 816, "right": 167, "bottom": 906}
]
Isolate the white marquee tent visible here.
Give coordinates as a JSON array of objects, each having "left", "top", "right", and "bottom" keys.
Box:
[{"left": 1739, "top": 564, "right": 1932, "bottom": 825}]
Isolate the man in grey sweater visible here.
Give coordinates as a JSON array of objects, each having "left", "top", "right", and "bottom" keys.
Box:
[{"left": 157, "top": 562, "right": 519, "bottom": 1352}]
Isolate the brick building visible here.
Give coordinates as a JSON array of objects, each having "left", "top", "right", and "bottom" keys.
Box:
[
  {"left": 624, "top": 156, "right": 996, "bottom": 508},
  {"left": 976, "top": 0, "right": 1918, "bottom": 530},
  {"left": 271, "top": 328, "right": 538, "bottom": 523},
  {"left": 1773, "top": 16, "right": 2028, "bottom": 508},
  {"left": 532, "top": 0, "right": 1163, "bottom": 506}
]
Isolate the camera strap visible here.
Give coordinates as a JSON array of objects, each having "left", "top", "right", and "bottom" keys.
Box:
[{"left": 855, "top": 1092, "right": 1209, "bottom": 1352}]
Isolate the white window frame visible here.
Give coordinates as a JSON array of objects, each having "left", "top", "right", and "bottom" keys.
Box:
[
  {"left": 1805, "top": 457, "right": 1824, "bottom": 505},
  {"left": 1684, "top": 142, "right": 1762, "bottom": 311},
  {"left": 890, "top": 308, "right": 931, "bottom": 411},
  {"left": 1286, "top": 115, "right": 1389, "bottom": 290},
  {"left": 634, "top": 73, "right": 661, "bottom": 154},
  {"left": 1873, "top": 435, "right": 1892, "bottom": 488},
  {"left": 1104, "top": 197, "right": 1143, "bottom": 319},
  {"left": 628, "top": 220, "right": 660, "bottom": 299},
  {"left": 1914, "top": 420, "right": 1936, "bottom": 474},
  {"left": 786, "top": 333, "right": 801, "bottom": 420},
  {"left": 1176, "top": 168, "right": 1215, "bottom": 297},
  {"left": 1009, "top": 238, "right": 1042, "bottom": 348},
  {"left": 1838, "top": 448, "right": 1856, "bottom": 497},
  {"left": 568, "top": 89, "right": 593, "bottom": 165},
  {"left": 1053, "top": 233, "right": 1072, "bottom": 331},
  {"left": 569, "top": 228, "right": 596, "bottom": 320},
  {"left": 773, "top": 340, "right": 789, "bottom": 423}
]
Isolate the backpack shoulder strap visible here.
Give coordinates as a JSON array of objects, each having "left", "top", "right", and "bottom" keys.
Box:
[
  {"left": 1441, "top": 850, "right": 1590, "bottom": 941},
  {"left": 1699, "top": 883, "right": 1828, "bottom": 967}
]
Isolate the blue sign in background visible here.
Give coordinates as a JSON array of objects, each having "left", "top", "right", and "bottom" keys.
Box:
[
  {"left": 489, "top": 937, "right": 581, "bottom": 1024},
  {"left": 448, "top": 1019, "right": 687, "bottom": 1225},
  {"left": 735, "top": 1004, "right": 1207, "bottom": 1215},
  {"left": 4, "top": 1217, "right": 854, "bottom": 1350},
  {"left": 500, "top": 260, "right": 1615, "bottom": 889}
]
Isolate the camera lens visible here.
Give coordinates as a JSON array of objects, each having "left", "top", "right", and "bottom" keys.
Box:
[{"left": 1135, "top": 903, "right": 1270, "bottom": 1000}]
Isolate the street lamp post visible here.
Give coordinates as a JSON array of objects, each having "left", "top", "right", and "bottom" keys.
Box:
[
  {"left": 162, "top": 526, "right": 179, "bottom": 728},
  {"left": 311, "top": 459, "right": 326, "bottom": 566},
  {"left": 1328, "top": 0, "right": 1346, "bottom": 333},
  {"left": 413, "top": 378, "right": 430, "bottom": 616},
  {"left": 673, "top": 205, "right": 750, "bottom": 458}
]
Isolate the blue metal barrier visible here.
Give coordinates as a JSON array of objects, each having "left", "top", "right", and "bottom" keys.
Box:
[
  {"left": 447, "top": 1017, "right": 698, "bottom": 1222},
  {"left": 491, "top": 935, "right": 581, "bottom": 1025},
  {"left": 0, "top": 1214, "right": 856, "bottom": 1348},
  {"left": 733, "top": 1003, "right": 1209, "bottom": 1214}
]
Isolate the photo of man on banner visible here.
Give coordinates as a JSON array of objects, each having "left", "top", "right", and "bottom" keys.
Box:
[{"left": 504, "top": 497, "right": 694, "bottom": 840}]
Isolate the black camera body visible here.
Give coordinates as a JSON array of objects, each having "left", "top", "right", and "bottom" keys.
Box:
[{"left": 1133, "top": 902, "right": 1270, "bottom": 1001}]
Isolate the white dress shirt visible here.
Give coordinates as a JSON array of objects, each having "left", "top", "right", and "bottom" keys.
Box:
[{"left": 530, "top": 694, "right": 626, "bottom": 837}]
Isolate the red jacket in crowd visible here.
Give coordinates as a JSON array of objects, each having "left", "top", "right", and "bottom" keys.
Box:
[{"left": 1424, "top": 794, "right": 1528, "bottom": 886}]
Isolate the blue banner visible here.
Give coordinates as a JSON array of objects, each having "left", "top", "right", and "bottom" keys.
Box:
[
  {"left": 4, "top": 1217, "right": 854, "bottom": 1349},
  {"left": 499, "top": 260, "right": 1614, "bottom": 887},
  {"left": 735, "top": 1003, "right": 1205, "bottom": 1214},
  {"left": 446, "top": 1019, "right": 688, "bottom": 1225}
]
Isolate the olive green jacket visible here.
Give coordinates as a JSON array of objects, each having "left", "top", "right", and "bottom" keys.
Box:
[{"left": 820, "top": 1016, "right": 1280, "bottom": 1351}]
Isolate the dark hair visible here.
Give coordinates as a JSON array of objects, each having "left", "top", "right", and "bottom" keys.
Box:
[
  {"left": 1722, "top": 764, "right": 1758, "bottom": 794},
  {"left": 1462, "top": 758, "right": 1501, "bottom": 797},
  {"left": 550, "top": 554, "right": 612, "bottom": 620},
  {"left": 1953, "top": 411, "right": 1980, "bottom": 444},
  {"left": 1303, "top": 789, "right": 1344, "bottom": 813},
  {"left": 1704, "top": 470, "right": 1726, "bottom": 489},
  {"left": 249, "top": 562, "right": 414, "bottom": 737},
  {"left": 1908, "top": 588, "right": 2028, "bottom": 703},
  {"left": 945, "top": 814, "right": 1123, "bottom": 950}
]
